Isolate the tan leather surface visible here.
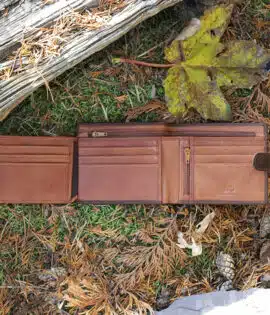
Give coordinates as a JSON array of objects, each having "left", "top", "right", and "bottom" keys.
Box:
[
  {"left": 78, "top": 123, "right": 268, "bottom": 204},
  {"left": 0, "top": 136, "right": 75, "bottom": 203}
]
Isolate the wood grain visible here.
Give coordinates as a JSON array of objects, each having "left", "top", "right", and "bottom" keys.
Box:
[{"left": 0, "top": 0, "right": 182, "bottom": 121}]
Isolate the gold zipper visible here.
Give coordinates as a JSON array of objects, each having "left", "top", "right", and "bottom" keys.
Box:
[
  {"left": 184, "top": 147, "right": 191, "bottom": 196},
  {"left": 184, "top": 147, "right": 191, "bottom": 164}
]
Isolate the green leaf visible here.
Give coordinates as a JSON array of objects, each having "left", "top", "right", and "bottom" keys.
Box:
[
  {"left": 164, "top": 5, "right": 270, "bottom": 121},
  {"left": 165, "top": 5, "right": 233, "bottom": 63},
  {"left": 215, "top": 41, "right": 270, "bottom": 88}
]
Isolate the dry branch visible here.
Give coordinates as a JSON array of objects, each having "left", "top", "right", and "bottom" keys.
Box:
[{"left": 0, "top": 0, "right": 182, "bottom": 120}]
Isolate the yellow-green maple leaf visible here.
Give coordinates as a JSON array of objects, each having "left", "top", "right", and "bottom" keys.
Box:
[{"left": 164, "top": 5, "right": 270, "bottom": 121}]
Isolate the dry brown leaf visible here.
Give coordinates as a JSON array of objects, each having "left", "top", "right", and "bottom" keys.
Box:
[
  {"left": 125, "top": 99, "right": 166, "bottom": 122},
  {"left": 115, "top": 95, "right": 128, "bottom": 103}
]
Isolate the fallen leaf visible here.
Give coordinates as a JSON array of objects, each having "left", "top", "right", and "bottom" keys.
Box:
[
  {"left": 164, "top": 5, "right": 270, "bottom": 120},
  {"left": 196, "top": 212, "right": 216, "bottom": 234},
  {"left": 90, "top": 70, "right": 103, "bottom": 77},
  {"left": 125, "top": 99, "right": 166, "bottom": 122},
  {"left": 114, "top": 95, "right": 128, "bottom": 103},
  {"left": 177, "top": 232, "right": 202, "bottom": 257}
]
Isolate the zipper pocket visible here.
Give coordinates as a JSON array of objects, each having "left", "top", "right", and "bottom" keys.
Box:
[
  {"left": 90, "top": 130, "right": 256, "bottom": 138},
  {"left": 184, "top": 147, "right": 191, "bottom": 196}
]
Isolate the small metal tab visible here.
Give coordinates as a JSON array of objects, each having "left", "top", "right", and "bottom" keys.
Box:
[{"left": 91, "top": 131, "right": 108, "bottom": 138}]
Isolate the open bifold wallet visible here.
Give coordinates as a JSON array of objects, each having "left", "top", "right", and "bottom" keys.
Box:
[{"left": 0, "top": 123, "right": 268, "bottom": 204}]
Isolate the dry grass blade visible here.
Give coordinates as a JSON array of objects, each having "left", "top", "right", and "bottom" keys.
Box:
[
  {"left": 114, "top": 218, "right": 186, "bottom": 289},
  {"left": 231, "top": 79, "right": 270, "bottom": 125},
  {"left": 0, "top": 288, "right": 12, "bottom": 315}
]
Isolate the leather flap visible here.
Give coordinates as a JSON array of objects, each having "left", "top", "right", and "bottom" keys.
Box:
[{"left": 0, "top": 136, "right": 76, "bottom": 204}]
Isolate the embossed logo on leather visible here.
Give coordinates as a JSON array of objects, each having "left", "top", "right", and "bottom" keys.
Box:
[{"left": 224, "top": 185, "right": 236, "bottom": 194}]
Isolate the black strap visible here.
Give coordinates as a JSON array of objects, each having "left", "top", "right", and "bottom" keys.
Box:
[
  {"left": 253, "top": 153, "right": 270, "bottom": 171},
  {"left": 71, "top": 141, "right": 78, "bottom": 198}
]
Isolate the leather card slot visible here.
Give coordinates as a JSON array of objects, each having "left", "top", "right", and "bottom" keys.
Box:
[
  {"left": 79, "top": 164, "right": 161, "bottom": 202},
  {"left": 195, "top": 155, "right": 254, "bottom": 163},
  {"left": 78, "top": 137, "right": 162, "bottom": 202},
  {"left": 80, "top": 155, "right": 159, "bottom": 165},
  {"left": 0, "top": 145, "right": 69, "bottom": 155},
  {"left": 193, "top": 163, "right": 265, "bottom": 202},
  {"left": 194, "top": 137, "right": 265, "bottom": 147},
  {"left": 161, "top": 138, "right": 180, "bottom": 203},
  {"left": 80, "top": 146, "right": 158, "bottom": 156},
  {"left": 79, "top": 138, "right": 158, "bottom": 148},
  {"left": 0, "top": 164, "right": 70, "bottom": 203},
  {"left": 0, "top": 154, "right": 70, "bottom": 164},
  {"left": 195, "top": 146, "right": 264, "bottom": 155},
  {"left": 0, "top": 137, "right": 74, "bottom": 146}
]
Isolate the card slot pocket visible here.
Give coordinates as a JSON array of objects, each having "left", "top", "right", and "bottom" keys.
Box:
[
  {"left": 195, "top": 146, "right": 263, "bottom": 155},
  {"left": 79, "top": 164, "right": 161, "bottom": 202},
  {"left": 0, "top": 164, "right": 70, "bottom": 203},
  {"left": 0, "top": 145, "right": 69, "bottom": 155},
  {"left": 195, "top": 154, "right": 254, "bottom": 163},
  {"left": 80, "top": 154, "right": 159, "bottom": 165},
  {"left": 194, "top": 137, "right": 264, "bottom": 147},
  {"left": 0, "top": 137, "right": 74, "bottom": 146},
  {"left": 0, "top": 154, "right": 70, "bottom": 164},
  {"left": 79, "top": 138, "right": 158, "bottom": 148},
  {"left": 80, "top": 146, "right": 158, "bottom": 156},
  {"left": 193, "top": 163, "right": 265, "bottom": 202}
]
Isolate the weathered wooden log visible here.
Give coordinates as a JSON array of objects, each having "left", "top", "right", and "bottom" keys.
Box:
[
  {"left": 0, "top": 0, "right": 18, "bottom": 12},
  {"left": 0, "top": 0, "right": 182, "bottom": 121},
  {"left": 0, "top": 0, "right": 99, "bottom": 59}
]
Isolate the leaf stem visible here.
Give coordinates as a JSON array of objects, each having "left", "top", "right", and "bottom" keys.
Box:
[{"left": 115, "top": 57, "right": 174, "bottom": 68}]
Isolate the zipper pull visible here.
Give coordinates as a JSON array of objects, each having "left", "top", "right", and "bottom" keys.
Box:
[
  {"left": 184, "top": 147, "right": 191, "bottom": 164},
  {"left": 91, "top": 131, "right": 108, "bottom": 138}
]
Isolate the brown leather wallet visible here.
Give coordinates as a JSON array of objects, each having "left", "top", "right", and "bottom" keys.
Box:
[
  {"left": 0, "top": 123, "right": 268, "bottom": 204},
  {"left": 78, "top": 123, "right": 268, "bottom": 204}
]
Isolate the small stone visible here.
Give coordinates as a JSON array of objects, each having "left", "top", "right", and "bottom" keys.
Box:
[
  {"left": 260, "top": 241, "right": 270, "bottom": 265},
  {"left": 260, "top": 215, "right": 270, "bottom": 238},
  {"left": 261, "top": 273, "right": 270, "bottom": 282},
  {"left": 156, "top": 287, "right": 172, "bottom": 311},
  {"left": 261, "top": 273, "right": 270, "bottom": 288},
  {"left": 38, "top": 267, "right": 67, "bottom": 282}
]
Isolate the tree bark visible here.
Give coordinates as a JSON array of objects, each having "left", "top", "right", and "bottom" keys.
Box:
[{"left": 0, "top": 0, "right": 182, "bottom": 121}]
